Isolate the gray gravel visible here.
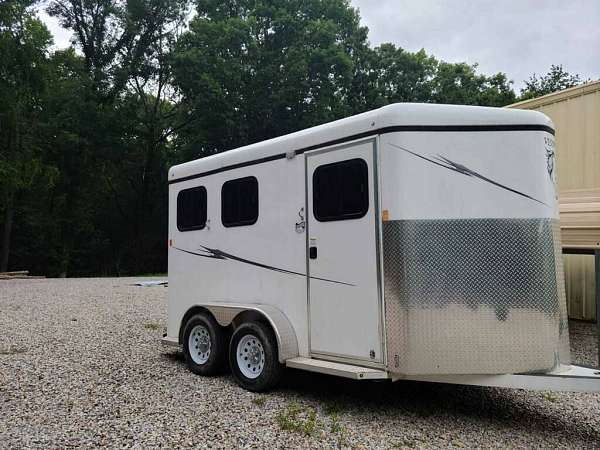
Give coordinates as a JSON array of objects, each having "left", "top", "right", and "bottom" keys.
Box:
[{"left": 1, "top": 278, "right": 599, "bottom": 449}]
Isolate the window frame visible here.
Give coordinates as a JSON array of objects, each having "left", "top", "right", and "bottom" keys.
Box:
[
  {"left": 176, "top": 185, "right": 207, "bottom": 232},
  {"left": 312, "top": 158, "right": 369, "bottom": 222},
  {"left": 221, "top": 175, "right": 259, "bottom": 228}
]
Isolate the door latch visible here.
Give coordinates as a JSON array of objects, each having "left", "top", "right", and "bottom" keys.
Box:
[
  {"left": 309, "top": 246, "right": 317, "bottom": 259},
  {"left": 295, "top": 207, "right": 305, "bottom": 233}
]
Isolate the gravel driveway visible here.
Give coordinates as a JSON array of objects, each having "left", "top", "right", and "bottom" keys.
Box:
[{"left": 1, "top": 278, "right": 599, "bottom": 449}]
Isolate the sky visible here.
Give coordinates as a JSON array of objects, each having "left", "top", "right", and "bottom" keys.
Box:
[
  {"left": 349, "top": 0, "right": 600, "bottom": 91},
  {"left": 40, "top": 1, "right": 600, "bottom": 92},
  {"left": 39, "top": 10, "right": 71, "bottom": 48}
]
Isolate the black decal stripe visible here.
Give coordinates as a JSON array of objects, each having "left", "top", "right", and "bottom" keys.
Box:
[
  {"left": 173, "top": 246, "right": 354, "bottom": 286},
  {"left": 389, "top": 142, "right": 548, "bottom": 206},
  {"left": 169, "top": 124, "right": 554, "bottom": 185},
  {"left": 433, "top": 155, "right": 548, "bottom": 206},
  {"left": 172, "top": 247, "right": 225, "bottom": 260}
]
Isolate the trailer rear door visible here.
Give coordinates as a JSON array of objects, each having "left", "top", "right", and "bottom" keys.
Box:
[{"left": 306, "top": 138, "right": 383, "bottom": 364}]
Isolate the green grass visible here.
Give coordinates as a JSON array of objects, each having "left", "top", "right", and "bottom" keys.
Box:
[
  {"left": 276, "top": 400, "right": 352, "bottom": 442},
  {"left": 276, "top": 402, "right": 318, "bottom": 436},
  {"left": 329, "top": 413, "right": 342, "bottom": 433},
  {"left": 252, "top": 396, "right": 266, "bottom": 407}
]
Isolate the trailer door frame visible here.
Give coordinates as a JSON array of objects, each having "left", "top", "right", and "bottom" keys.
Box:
[{"left": 305, "top": 137, "right": 384, "bottom": 366}]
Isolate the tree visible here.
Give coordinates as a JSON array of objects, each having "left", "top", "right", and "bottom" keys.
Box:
[
  {"left": 520, "top": 64, "right": 583, "bottom": 100},
  {"left": 348, "top": 43, "right": 516, "bottom": 109},
  {"left": 47, "top": 0, "right": 189, "bottom": 97},
  {"left": 39, "top": 0, "right": 190, "bottom": 276},
  {"left": 171, "top": 0, "right": 369, "bottom": 159},
  {"left": 367, "top": 45, "right": 437, "bottom": 104},
  {"left": 0, "top": 0, "right": 57, "bottom": 272},
  {"left": 429, "top": 61, "right": 516, "bottom": 106}
]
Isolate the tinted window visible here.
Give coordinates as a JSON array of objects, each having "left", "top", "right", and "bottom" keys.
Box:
[
  {"left": 177, "top": 186, "right": 207, "bottom": 231},
  {"left": 221, "top": 176, "right": 259, "bottom": 227},
  {"left": 313, "top": 158, "right": 369, "bottom": 222}
]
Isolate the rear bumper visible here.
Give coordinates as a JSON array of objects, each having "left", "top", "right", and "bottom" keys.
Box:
[{"left": 161, "top": 334, "right": 180, "bottom": 348}]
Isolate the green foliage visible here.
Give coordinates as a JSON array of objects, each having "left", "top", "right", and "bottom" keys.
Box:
[
  {"left": 355, "top": 45, "right": 516, "bottom": 108},
  {"left": 520, "top": 64, "right": 584, "bottom": 100},
  {"left": 5, "top": 0, "right": 188, "bottom": 276},
  {"left": 47, "top": 0, "right": 188, "bottom": 97},
  {"left": 0, "top": 0, "right": 572, "bottom": 276},
  {"left": 430, "top": 62, "right": 516, "bottom": 106},
  {"left": 171, "top": 0, "right": 367, "bottom": 159},
  {"left": 0, "top": 0, "right": 58, "bottom": 271}
]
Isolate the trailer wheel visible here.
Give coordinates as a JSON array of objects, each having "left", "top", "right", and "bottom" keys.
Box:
[
  {"left": 182, "top": 313, "right": 226, "bottom": 376},
  {"left": 229, "top": 321, "right": 283, "bottom": 392}
]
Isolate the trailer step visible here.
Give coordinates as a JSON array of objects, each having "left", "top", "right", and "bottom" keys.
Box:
[{"left": 286, "top": 357, "right": 389, "bottom": 380}]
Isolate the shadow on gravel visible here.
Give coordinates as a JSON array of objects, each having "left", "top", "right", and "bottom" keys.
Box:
[
  {"left": 160, "top": 320, "right": 600, "bottom": 444},
  {"left": 161, "top": 351, "right": 185, "bottom": 363},
  {"left": 163, "top": 345, "right": 599, "bottom": 443},
  {"left": 277, "top": 368, "right": 599, "bottom": 442}
]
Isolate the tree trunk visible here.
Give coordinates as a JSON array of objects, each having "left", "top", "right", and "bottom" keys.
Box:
[{"left": 1, "top": 193, "right": 15, "bottom": 272}]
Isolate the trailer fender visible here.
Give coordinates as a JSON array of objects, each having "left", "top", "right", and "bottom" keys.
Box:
[{"left": 192, "top": 302, "right": 299, "bottom": 363}]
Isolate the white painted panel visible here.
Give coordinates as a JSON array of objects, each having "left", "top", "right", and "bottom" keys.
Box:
[
  {"left": 167, "top": 155, "right": 310, "bottom": 356},
  {"left": 380, "top": 131, "right": 558, "bottom": 220},
  {"left": 306, "top": 140, "right": 382, "bottom": 362}
]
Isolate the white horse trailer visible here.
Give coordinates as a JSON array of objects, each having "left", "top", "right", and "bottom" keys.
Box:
[{"left": 162, "top": 103, "right": 600, "bottom": 392}]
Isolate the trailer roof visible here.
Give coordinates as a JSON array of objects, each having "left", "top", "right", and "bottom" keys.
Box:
[{"left": 169, "top": 103, "right": 553, "bottom": 184}]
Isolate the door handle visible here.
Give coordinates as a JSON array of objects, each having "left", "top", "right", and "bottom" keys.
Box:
[{"left": 309, "top": 246, "right": 317, "bottom": 259}]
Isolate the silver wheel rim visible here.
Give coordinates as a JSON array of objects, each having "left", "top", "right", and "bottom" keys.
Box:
[
  {"left": 236, "top": 334, "right": 265, "bottom": 379},
  {"left": 188, "top": 325, "right": 211, "bottom": 364}
]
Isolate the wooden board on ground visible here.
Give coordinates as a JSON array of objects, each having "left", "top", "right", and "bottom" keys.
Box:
[{"left": 0, "top": 271, "right": 45, "bottom": 280}]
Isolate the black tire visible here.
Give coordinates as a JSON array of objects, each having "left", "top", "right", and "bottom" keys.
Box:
[
  {"left": 182, "top": 313, "right": 226, "bottom": 375},
  {"left": 229, "top": 321, "right": 283, "bottom": 392}
]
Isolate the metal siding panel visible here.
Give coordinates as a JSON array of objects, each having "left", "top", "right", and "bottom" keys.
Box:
[
  {"left": 584, "top": 92, "right": 600, "bottom": 189},
  {"left": 565, "top": 254, "right": 583, "bottom": 319},
  {"left": 383, "top": 218, "right": 570, "bottom": 375},
  {"left": 564, "top": 254, "right": 597, "bottom": 321},
  {"left": 553, "top": 101, "right": 573, "bottom": 191},
  {"left": 568, "top": 98, "right": 585, "bottom": 190}
]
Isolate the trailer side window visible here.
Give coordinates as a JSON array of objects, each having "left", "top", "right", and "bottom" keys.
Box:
[
  {"left": 177, "top": 186, "right": 207, "bottom": 231},
  {"left": 221, "top": 176, "right": 259, "bottom": 227},
  {"left": 313, "top": 158, "right": 368, "bottom": 222}
]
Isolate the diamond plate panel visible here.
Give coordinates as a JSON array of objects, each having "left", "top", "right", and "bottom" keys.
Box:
[
  {"left": 206, "top": 306, "right": 243, "bottom": 327},
  {"left": 552, "top": 221, "right": 571, "bottom": 365},
  {"left": 383, "top": 218, "right": 571, "bottom": 375}
]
